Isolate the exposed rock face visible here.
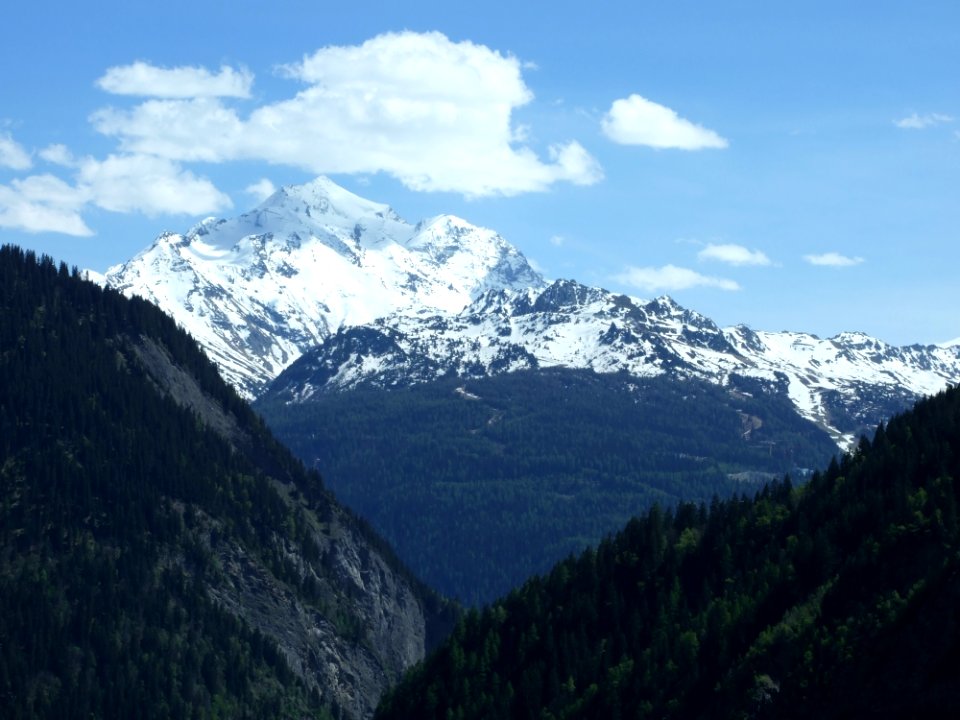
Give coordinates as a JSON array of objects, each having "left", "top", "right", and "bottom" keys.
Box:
[
  {"left": 129, "top": 320, "right": 453, "bottom": 720},
  {"left": 198, "top": 506, "right": 430, "bottom": 720}
]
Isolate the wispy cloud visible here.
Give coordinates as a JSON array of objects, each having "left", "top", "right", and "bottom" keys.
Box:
[
  {"left": 76, "top": 154, "right": 232, "bottom": 216},
  {"left": 245, "top": 178, "right": 277, "bottom": 202},
  {"left": 697, "top": 243, "right": 771, "bottom": 266},
  {"left": 803, "top": 252, "right": 864, "bottom": 267},
  {"left": 0, "top": 132, "right": 32, "bottom": 170},
  {"left": 91, "top": 32, "right": 602, "bottom": 198},
  {"left": 0, "top": 175, "right": 91, "bottom": 235},
  {"left": 97, "top": 61, "right": 254, "bottom": 99},
  {"left": 601, "top": 94, "right": 728, "bottom": 150},
  {"left": 39, "top": 144, "right": 76, "bottom": 167},
  {"left": 614, "top": 264, "right": 739, "bottom": 293},
  {"left": 894, "top": 112, "right": 953, "bottom": 130},
  {"left": 0, "top": 154, "right": 230, "bottom": 236}
]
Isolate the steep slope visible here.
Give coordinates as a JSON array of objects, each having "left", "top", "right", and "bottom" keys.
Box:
[
  {"left": 102, "top": 177, "right": 543, "bottom": 398},
  {"left": 375, "top": 386, "right": 960, "bottom": 719},
  {"left": 0, "top": 246, "right": 455, "bottom": 720},
  {"left": 257, "top": 369, "right": 837, "bottom": 605},
  {"left": 266, "top": 278, "right": 960, "bottom": 447}
]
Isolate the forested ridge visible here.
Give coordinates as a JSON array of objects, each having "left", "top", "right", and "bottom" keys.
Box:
[
  {"left": 0, "top": 245, "right": 452, "bottom": 720},
  {"left": 8, "top": 240, "right": 957, "bottom": 719},
  {"left": 258, "top": 370, "right": 836, "bottom": 604},
  {"left": 376, "top": 384, "right": 960, "bottom": 718}
]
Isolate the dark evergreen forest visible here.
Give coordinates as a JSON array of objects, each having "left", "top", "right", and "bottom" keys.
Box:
[
  {"left": 0, "top": 245, "right": 448, "bottom": 720},
  {"left": 257, "top": 370, "right": 837, "bottom": 604},
  {"left": 376, "top": 384, "right": 960, "bottom": 718},
  {"left": 7, "top": 240, "right": 958, "bottom": 719}
]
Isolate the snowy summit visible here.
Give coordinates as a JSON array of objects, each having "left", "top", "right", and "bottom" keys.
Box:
[{"left": 103, "top": 177, "right": 544, "bottom": 397}]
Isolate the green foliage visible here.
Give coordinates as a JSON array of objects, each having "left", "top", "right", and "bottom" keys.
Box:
[
  {"left": 376, "top": 385, "right": 960, "bottom": 718},
  {"left": 257, "top": 370, "right": 836, "bottom": 604}
]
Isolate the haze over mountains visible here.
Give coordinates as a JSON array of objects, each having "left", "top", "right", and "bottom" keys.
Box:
[{"left": 101, "top": 176, "right": 960, "bottom": 448}]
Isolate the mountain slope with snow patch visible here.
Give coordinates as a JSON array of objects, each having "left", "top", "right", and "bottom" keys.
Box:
[{"left": 265, "top": 279, "right": 960, "bottom": 448}]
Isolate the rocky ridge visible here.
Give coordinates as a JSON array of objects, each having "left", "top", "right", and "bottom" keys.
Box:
[{"left": 264, "top": 279, "right": 960, "bottom": 448}]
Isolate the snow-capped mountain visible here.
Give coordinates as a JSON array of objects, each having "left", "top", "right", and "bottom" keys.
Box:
[
  {"left": 103, "top": 176, "right": 544, "bottom": 397},
  {"left": 102, "top": 176, "right": 960, "bottom": 448},
  {"left": 264, "top": 278, "right": 960, "bottom": 448}
]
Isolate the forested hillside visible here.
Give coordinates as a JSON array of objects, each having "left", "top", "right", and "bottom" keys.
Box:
[
  {"left": 258, "top": 370, "right": 837, "bottom": 604},
  {"left": 376, "top": 384, "right": 960, "bottom": 718},
  {"left": 0, "top": 246, "right": 454, "bottom": 720}
]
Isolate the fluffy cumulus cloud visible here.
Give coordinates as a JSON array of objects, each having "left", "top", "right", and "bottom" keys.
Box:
[
  {"left": 614, "top": 264, "right": 739, "bottom": 293},
  {"left": 697, "top": 243, "right": 771, "bottom": 266},
  {"left": 91, "top": 32, "right": 602, "bottom": 197},
  {"left": 601, "top": 94, "right": 728, "bottom": 150},
  {"left": 97, "top": 61, "right": 253, "bottom": 98},
  {"left": 894, "top": 112, "right": 953, "bottom": 130},
  {"left": 1, "top": 32, "right": 603, "bottom": 235},
  {"left": 803, "top": 252, "right": 864, "bottom": 267},
  {"left": 0, "top": 133, "right": 32, "bottom": 170}
]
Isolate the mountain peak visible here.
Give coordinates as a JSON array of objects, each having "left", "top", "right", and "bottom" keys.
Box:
[
  {"left": 186, "top": 216, "right": 227, "bottom": 239},
  {"left": 262, "top": 176, "right": 402, "bottom": 224},
  {"left": 104, "top": 176, "right": 544, "bottom": 397},
  {"left": 830, "top": 330, "right": 890, "bottom": 350}
]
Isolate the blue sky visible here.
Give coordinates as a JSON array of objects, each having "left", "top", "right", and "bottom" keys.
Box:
[{"left": 2, "top": 0, "right": 958, "bottom": 345}]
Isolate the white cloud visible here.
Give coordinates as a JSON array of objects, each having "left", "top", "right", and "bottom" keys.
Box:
[
  {"left": 90, "top": 31, "right": 602, "bottom": 196},
  {"left": 245, "top": 178, "right": 276, "bottom": 202},
  {"left": 91, "top": 98, "right": 245, "bottom": 162},
  {"left": 526, "top": 256, "right": 547, "bottom": 275},
  {"left": 0, "top": 175, "right": 91, "bottom": 236},
  {"left": 0, "top": 154, "right": 231, "bottom": 235},
  {"left": 614, "top": 264, "right": 740, "bottom": 293},
  {"left": 601, "top": 94, "right": 728, "bottom": 150},
  {"left": 39, "top": 144, "right": 77, "bottom": 167},
  {"left": 77, "top": 154, "right": 232, "bottom": 216},
  {"left": 97, "top": 61, "right": 253, "bottom": 98},
  {"left": 0, "top": 133, "right": 32, "bottom": 170},
  {"left": 803, "top": 252, "right": 864, "bottom": 267},
  {"left": 698, "top": 243, "right": 771, "bottom": 266},
  {"left": 549, "top": 235, "right": 565, "bottom": 246},
  {"left": 894, "top": 112, "right": 953, "bottom": 130},
  {"left": 548, "top": 141, "right": 603, "bottom": 186}
]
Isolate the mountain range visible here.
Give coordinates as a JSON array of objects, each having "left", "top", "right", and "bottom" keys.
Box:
[
  {"left": 10, "top": 173, "right": 960, "bottom": 717},
  {"left": 264, "top": 277, "right": 960, "bottom": 448},
  {"left": 100, "top": 176, "right": 960, "bottom": 449}
]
